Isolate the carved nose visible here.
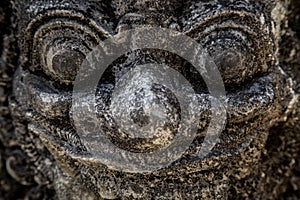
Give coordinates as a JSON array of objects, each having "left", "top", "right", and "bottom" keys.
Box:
[{"left": 98, "top": 65, "right": 181, "bottom": 153}]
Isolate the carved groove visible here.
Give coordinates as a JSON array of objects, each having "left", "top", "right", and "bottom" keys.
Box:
[{"left": 23, "top": 10, "right": 110, "bottom": 83}]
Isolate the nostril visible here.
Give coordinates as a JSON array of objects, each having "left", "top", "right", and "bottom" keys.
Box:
[
  {"left": 128, "top": 88, "right": 151, "bottom": 128},
  {"left": 130, "top": 107, "right": 151, "bottom": 128}
]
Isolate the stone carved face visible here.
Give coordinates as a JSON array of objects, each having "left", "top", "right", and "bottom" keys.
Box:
[{"left": 4, "top": 0, "right": 298, "bottom": 199}]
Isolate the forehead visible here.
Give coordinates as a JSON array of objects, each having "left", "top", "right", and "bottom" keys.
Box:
[
  {"left": 16, "top": 0, "right": 273, "bottom": 20},
  {"left": 16, "top": 0, "right": 274, "bottom": 36}
]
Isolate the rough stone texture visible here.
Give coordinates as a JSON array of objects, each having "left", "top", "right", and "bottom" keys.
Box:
[{"left": 0, "top": 0, "right": 299, "bottom": 199}]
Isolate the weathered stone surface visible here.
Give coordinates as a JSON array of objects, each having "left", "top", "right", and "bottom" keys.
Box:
[{"left": 0, "top": 0, "right": 299, "bottom": 199}]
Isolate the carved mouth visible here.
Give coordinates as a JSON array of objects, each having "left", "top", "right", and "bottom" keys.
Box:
[{"left": 13, "top": 65, "right": 283, "bottom": 173}]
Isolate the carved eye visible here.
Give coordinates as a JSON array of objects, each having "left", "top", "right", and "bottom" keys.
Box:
[
  {"left": 183, "top": 11, "right": 272, "bottom": 88},
  {"left": 50, "top": 50, "right": 85, "bottom": 81},
  {"left": 214, "top": 49, "right": 244, "bottom": 80},
  {"left": 24, "top": 10, "right": 109, "bottom": 84},
  {"left": 44, "top": 39, "right": 88, "bottom": 83}
]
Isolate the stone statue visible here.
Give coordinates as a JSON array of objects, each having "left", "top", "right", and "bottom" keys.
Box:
[{"left": 0, "top": 0, "right": 299, "bottom": 199}]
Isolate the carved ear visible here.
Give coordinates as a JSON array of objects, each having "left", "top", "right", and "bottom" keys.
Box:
[
  {"left": 19, "top": 5, "right": 113, "bottom": 84},
  {"left": 181, "top": 1, "right": 274, "bottom": 87}
]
